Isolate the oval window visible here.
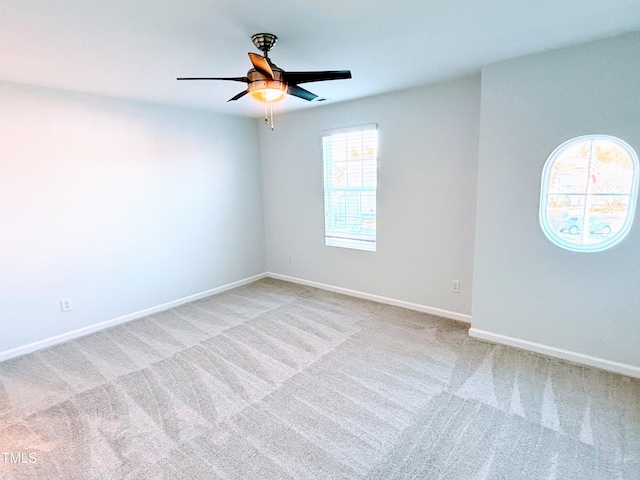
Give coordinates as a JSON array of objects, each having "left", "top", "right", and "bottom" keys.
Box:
[{"left": 540, "top": 135, "right": 639, "bottom": 252}]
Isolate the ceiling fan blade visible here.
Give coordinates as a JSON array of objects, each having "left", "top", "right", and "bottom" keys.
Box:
[
  {"left": 177, "top": 77, "right": 249, "bottom": 82},
  {"left": 248, "top": 52, "right": 274, "bottom": 79},
  {"left": 287, "top": 84, "right": 318, "bottom": 101},
  {"left": 227, "top": 90, "right": 249, "bottom": 102},
  {"left": 284, "top": 70, "right": 351, "bottom": 85}
]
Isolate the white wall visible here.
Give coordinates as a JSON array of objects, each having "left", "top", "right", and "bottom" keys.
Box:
[
  {"left": 260, "top": 76, "right": 480, "bottom": 317},
  {"left": 4, "top": 32, "right": 638, "bottom": 373},
  {"left": 0, "top": 81, "right": 265, "bottom": 354},
  {"left": 472, "top": 32, "right": 640, "bottom": 368}
]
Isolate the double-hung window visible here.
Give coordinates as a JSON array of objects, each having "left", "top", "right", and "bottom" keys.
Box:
[{"left": 322, "top": 124, "right": 378, "bottom": 251}]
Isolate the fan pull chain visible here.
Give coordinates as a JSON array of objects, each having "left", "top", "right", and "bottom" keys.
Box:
[
  {"left": 270, "top": 104, "right": 274, "bottom": 131},
  {"left": 262, "top": 104, "right": 275, "bottom": 131}
]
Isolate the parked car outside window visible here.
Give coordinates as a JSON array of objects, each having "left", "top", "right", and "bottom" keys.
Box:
[{"left": 559, "top": 216, "right": 612, "bottom": 235}]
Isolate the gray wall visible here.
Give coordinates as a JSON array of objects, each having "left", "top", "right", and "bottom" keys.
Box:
[
  {"left": 0, "top": 82, "right": 265, "bottom": 354},
  {"left": 260, "top": 76, "right": 480, "bottom": 317},
  {"left": 472, "top": 32, "right": 640, "bottom": 367},
  {"left": 3, "top": 31, "right": 639, "bottom": 371}
]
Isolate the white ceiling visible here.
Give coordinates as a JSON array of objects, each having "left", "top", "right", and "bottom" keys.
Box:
[{"left": 1, "top": 0, "right": 639, "bottom": 117}]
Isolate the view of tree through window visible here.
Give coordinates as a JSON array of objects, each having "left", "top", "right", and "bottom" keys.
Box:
[
  {"left": 540, "top": 135, "right": 638, "bottom": 252},
  {"left": 322, "top": 125, "right": 378, "bottom": 251}
]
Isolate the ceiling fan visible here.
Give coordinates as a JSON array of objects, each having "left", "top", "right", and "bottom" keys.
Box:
[{"left": 177, "top": 33, "right": 352, "bottom": 128}]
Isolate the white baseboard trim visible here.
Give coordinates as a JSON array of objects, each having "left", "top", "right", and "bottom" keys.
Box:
[
  {"left": 266, "top": 272, "right": 471, "bottom": 324},
  {"left": 0, "top": 272, "right": 267, "bottom": 363},
  {"left": 469, "top": 327, "right": 640, "bottom": 379}
]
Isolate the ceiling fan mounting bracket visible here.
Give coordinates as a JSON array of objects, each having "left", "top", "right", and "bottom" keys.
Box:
[{"left": 251, "top": 33, "right": 278, "bottom": 56}]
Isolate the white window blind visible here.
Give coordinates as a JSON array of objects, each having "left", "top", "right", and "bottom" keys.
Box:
[{"left": 322, "top": 124, "right": 378, "bottom": 251}]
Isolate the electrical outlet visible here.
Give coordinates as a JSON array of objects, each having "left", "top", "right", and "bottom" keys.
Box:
[
  {"left": 60, "top": 298, "right": 73, "bottom": 312},
  {"left": 451, "top": 280, "right": 460, "bottom": 294}
]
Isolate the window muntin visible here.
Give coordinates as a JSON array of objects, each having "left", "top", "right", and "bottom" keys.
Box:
[
  {"left": 322, "top": 125, "right": 378, "bottom": 251},
  {"left": 540, "top": 135, "right": 638, "bottom": 252}
]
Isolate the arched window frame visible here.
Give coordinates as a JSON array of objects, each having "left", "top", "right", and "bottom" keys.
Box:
[{"left": 539, "top": 135, "right": 639, "bottom": 253}]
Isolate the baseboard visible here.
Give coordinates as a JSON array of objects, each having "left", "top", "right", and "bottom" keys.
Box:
[
  {"left": 469, "top": 327, "right": 640, "bottom": 379},
  {"left": 266, "top": 272, "right": 471, "bottom": 324},
  {"left": 0, "top": 272, "right": 267, "bottom": 363},
  {"left": 7, "top": 272, "right": 634, "bottom": 379}
]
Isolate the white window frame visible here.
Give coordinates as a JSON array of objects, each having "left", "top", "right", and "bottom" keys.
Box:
[
  {"left": 539, "top": 134, "right": 639, "bottom": 252},
  {"left": 322, "top": 124, "right": 378, "bottom": 252}
]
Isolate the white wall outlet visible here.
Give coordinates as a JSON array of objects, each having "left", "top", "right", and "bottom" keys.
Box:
[
  {"left": 451, "top": 280, "right": 460, "bottom": 294},
  {"left": 60, "top": 298, "right": 73, "bottom": 312}
]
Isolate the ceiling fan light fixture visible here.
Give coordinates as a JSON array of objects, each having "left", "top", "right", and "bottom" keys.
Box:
[
  {"left": 248, "top": 80, "right": 287, "bottom": 103},
  {"left": 178, "top": 32, "right": 352, "bottom": 116}
]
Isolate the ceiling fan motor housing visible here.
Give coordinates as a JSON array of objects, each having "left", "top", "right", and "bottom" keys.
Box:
[{"left": 247, "top": 67, "right": 286, "bottom": 102}]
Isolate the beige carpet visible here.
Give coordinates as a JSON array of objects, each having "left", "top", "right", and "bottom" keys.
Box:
[{"left": 0, "top": 278, "right": 638, "bottom": 479}]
